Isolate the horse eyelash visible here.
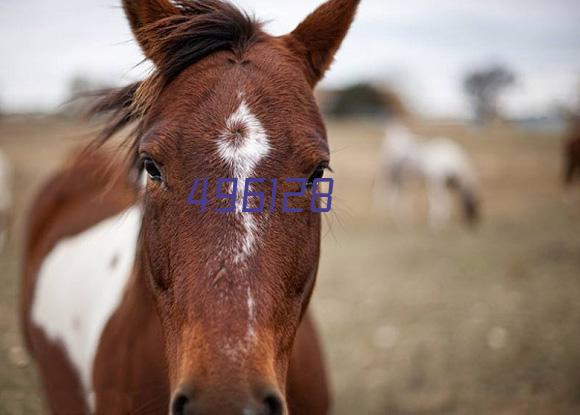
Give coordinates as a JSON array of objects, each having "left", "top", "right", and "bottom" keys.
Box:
[{"left": 318, "top": 162, "right": 333, "bottom": 174}]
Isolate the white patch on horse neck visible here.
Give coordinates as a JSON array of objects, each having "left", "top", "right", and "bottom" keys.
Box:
[
  {"left": 31, "top": 206, "right": 142, "bottom": 411},
  {"left": 216, "top": 100, "right": 271, "bottom": 264}
]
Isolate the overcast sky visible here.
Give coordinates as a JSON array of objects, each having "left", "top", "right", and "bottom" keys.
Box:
[{"left": 0, "top": 0, "right": 579, "bottom": 117}]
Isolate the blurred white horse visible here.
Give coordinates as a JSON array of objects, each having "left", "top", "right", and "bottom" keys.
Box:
[
  {"left": 375, "top": 121, "right": 480, "bottom": 229},
  {"left": 0, "top": 148, "right": 12, "bottom": 251}
]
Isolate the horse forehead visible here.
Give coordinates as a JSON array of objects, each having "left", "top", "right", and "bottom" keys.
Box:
[{"left": 159, "top": 59, "right": 321, "bottom": 151}]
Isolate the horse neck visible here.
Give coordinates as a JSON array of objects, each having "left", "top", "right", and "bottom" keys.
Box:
[
  {"left": 105, "top": 239, "right": 162, "bottom": 344},
  {"left": 126, "top": 225, "right": 158, "bottom": 322}
]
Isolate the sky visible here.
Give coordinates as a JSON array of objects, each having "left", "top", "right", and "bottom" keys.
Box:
[{"left": 0, "top": 0, "right": 579, "bottom": 117}]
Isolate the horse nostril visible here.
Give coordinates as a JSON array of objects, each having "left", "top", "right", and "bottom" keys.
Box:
[
  {"left": 171, "top": 390, "right": 192, "bottom": 415},
  {"left": 262, "top": 391, "right": 284, "bottom": 415}
]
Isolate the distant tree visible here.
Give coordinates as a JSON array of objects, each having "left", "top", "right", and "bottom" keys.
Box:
[
  {"left": 327, "top": 83, "right": 387, "bottom": 117},
  {"left": 380, "top": 87, "right": 408, "bottom": 119},
  {"left": 325, "top": 82, "right": 408, "bottom": 119},
  {"left": 463, "top": 65, "right": 516, "bottom": 124}
]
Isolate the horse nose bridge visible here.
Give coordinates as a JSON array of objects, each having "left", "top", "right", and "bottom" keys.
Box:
[
  {"left": 173, "top": 322, "right": 277, "bottom": 383},
  {"left": 184, "top": 270, "right": 268, "bottom": 349},
  {"left": 169, "top": 268, "right": 281, "bottom": 386}
]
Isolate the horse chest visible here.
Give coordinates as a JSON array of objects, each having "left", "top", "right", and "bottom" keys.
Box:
[{"left": 30, "top": 206, "right": 142, "bottom": 409}]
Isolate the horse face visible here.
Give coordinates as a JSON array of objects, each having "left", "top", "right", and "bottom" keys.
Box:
[
  {"left": 122, "top": 1, "right": 359, "bottom": 413},
  {"left": 139, "top": 53, "right": 326, "bottom": 413}
]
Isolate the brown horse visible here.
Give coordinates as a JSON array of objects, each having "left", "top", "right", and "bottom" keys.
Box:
[
  {"left": 20, "top": 1, "right": 360, "bottom": 414},
  {"left": 564, "top": 117, "right": 580, "bottom": 186}
]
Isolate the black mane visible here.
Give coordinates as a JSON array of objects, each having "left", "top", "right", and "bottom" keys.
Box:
[{"left": 147, "top": 0, "right": 262, "bottom": 81}]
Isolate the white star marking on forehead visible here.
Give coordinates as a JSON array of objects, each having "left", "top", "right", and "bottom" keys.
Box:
[{"left": 217, "top": 99, "right": 271, "bottom": 264}]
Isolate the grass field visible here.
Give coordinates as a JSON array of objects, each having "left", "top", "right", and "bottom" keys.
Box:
[{"left": 1, "top": 116, "right": 579, "bottom": 414}]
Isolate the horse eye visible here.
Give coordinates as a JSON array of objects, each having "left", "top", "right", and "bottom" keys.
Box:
[
  {"left": 143, "top": 157, "right": 163, "bottom": 183},
  {"left": 307, "top": 163, "right": 328, "bottom": 187}
]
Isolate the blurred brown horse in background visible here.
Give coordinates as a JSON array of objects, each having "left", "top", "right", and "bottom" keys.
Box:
[
  {"left": 21, "top": 0, "right": 360, "bottom": 414},
  {"left": 564, "top": 116, "right": 580, "bottom": 186}
]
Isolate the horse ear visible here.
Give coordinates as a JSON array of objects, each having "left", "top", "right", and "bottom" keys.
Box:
[
  {"left": 122, "top": 0, "right": 181, "bottom": 66},
  {"left": 283, "top": 0, "right": 360, "bottom": 87}
]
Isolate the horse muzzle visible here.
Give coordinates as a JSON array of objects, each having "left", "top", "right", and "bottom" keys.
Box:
[{"left": 170, "top": 382, "right": 285, "bottom": 415}]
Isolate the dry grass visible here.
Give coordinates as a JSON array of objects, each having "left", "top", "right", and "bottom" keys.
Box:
[{"left": 1, "top": 116, "right": 579, "bottom": 414}]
